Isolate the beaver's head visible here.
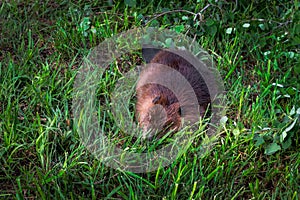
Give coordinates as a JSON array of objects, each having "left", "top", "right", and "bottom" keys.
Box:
[{"left": 136, "top": 87, "right": 182, "bottom": 139}]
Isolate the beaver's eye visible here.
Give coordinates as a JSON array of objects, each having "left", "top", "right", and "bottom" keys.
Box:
[{"left": 152, "top": 95, "right": 161, "bottom": 104}]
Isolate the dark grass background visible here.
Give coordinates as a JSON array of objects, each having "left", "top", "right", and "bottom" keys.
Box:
[{"left": 0, "top": 1, "right": 299, "bottom": 199}]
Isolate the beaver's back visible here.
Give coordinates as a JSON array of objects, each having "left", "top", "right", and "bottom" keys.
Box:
[{"left": 150, "top": 50, "right": 210, "bottom": 107}]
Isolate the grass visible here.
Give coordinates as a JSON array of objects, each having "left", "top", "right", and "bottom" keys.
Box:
[{"left": 0, "top": 0, "right": 299, "bottom": 199}]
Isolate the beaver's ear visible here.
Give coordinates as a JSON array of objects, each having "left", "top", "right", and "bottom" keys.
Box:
[
  {"left": 178, "top": 106, "right": 182, "bottom": 116},
  {"left": 174, "top": 103, "right": 181, "bottom": 116},
  {"left": 152, "top": 95, "right": 161, "bottom": 104},
  {"left": 170, "top": 102, "right": 181, "bottom": 116}
]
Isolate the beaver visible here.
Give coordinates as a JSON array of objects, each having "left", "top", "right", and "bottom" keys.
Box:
[{"left": 136, "top": 49, "right": 211, "bottom": 139}]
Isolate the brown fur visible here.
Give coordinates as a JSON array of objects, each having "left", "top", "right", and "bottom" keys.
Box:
[{"left": 136, "top": 50, "right": 210, "bottom": 139}]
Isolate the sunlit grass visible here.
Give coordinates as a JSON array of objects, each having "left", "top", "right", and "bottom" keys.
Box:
[{"left": 0, "top": 0, "right": 299, "bottom": 199}]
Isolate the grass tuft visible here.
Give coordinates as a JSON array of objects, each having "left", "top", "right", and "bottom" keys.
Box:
[{"left": 0, "top": 0, "right": 299, "bottom": 199}]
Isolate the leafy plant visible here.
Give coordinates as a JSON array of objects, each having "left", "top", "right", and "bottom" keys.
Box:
[{"left": 254, "top": 106, "right": 300, "bottom": 155}]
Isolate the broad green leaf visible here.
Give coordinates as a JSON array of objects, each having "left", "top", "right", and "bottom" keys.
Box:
[
  {"left": 258, "top": 24, "right": 265, "bottom": 30},
  {"left": 220, "top": 116, "right": 228, "bottom": 126},
  {"left": 182, "top": 16, "right": 189, "bottom": 20},
  {"left": 290, "top": 106, "right": 296, "bottom": 116},
  {"left": 233, "top": 128, "right": 240, "bottom": 137},
  {"left": 165, "top": 38, "right": 174, "bottom": 48},
  {"left": 284, "top": 117, "right": 298, "bottom": 133},
  {"left": 280, "top": 131, "right": 287, "bottom": 143},
  {"left": 125, "top": 0, "right": 136, "bottom": 7},
  {"left": 174, "top": 25, "right": 184, "bottom": 33},
  {"left": 282, "top": 137, "right": 292, "bottom": 150},
  {"left": 226, "top": 27, "right": 233, "bottom": 34},
  {"left": 254, "top": 134, "right": 265, "bottom": 147},
  {"left": 265, "top": 143, "right": 281, "bottom": 155},
  {"left": 80, "top": 17, "right": 91, "bottom": 31},
  {"left": 206, "top": 18, "right": 215, "bottom": 26},
  {"left": 243, "top": 23, "right": 250, "bottom": 28}
]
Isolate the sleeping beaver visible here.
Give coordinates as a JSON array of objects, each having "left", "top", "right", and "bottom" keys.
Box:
[{"left": 136, "top": 49, "right": 211, "bottom": 139}]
